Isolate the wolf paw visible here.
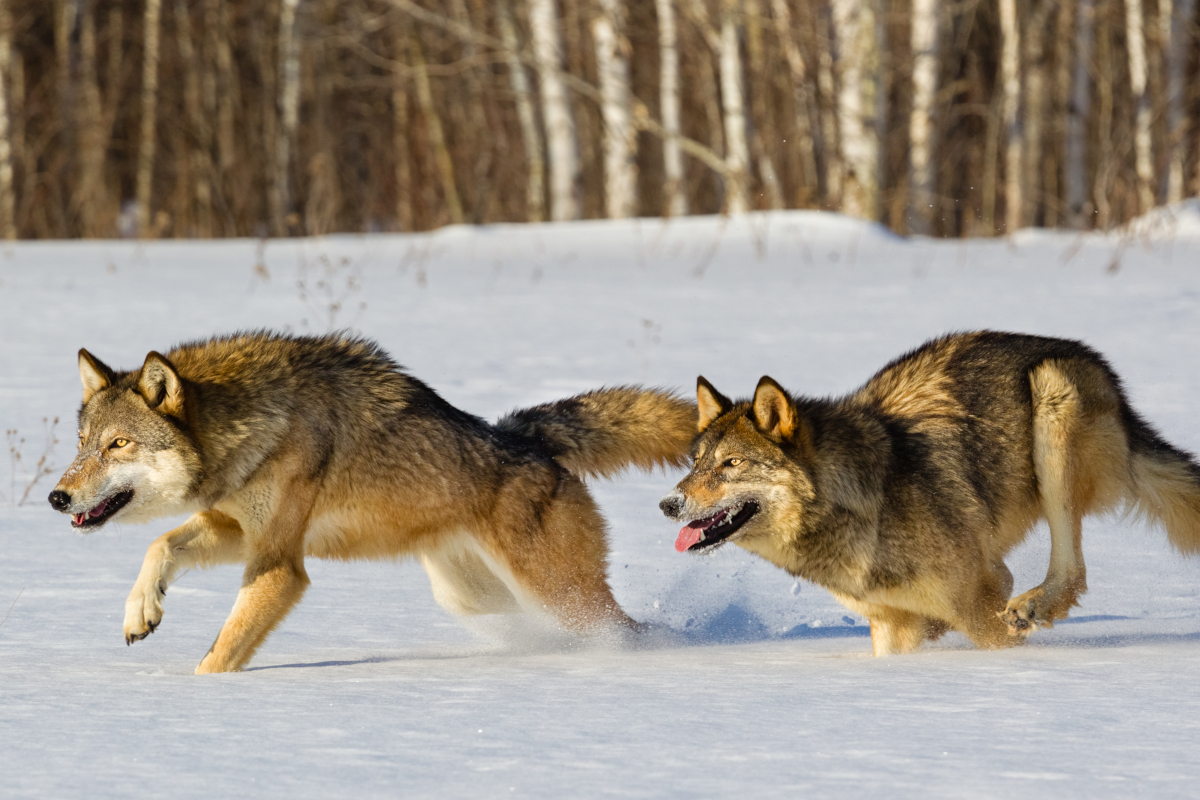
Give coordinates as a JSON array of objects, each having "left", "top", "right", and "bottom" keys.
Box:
[
  {"left": 999, "top": 588, "right": 1053, "bottom": 638},
  {"left": 124, "top": 579, "right": 166, "bottom": 645}
]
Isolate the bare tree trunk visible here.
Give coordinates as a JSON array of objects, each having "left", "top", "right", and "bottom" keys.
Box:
[
  {"left": 529, "top": 0, "right": 580, "bottom": 220},
  {"left": 209, "top": 0, "right": 235, "bottom": 203},
  {"left": 410, "top": 29, "right": 464, "bottom": 225},
  {"left": 11, "top": 44, "right": 23, "bottom": 233},
  {"left": 656, "top": 0, "right": 687, "bottom": 216},
  {"left": 908, "top": 0, "right": 939, "bottom": 234},
  {"left": 768, "top": 0, "right": 817, "bottom": 202},
  {"left": 831, "top": 0, "right": 883, "bottom": 219},
  {"left": 0, "top": 0, "right": 15, "bottom": 239},
  {"left": 593, "top": 0, "right": 638, "bottom": 218},
  {"left": 1023, "top": 0, "right": 1052, "bottom": 226},
  {"left": 1066, "top": 0, "right": 1094, "bottom": 227},
  {"left": 175, "top": 0, "right": 212, "bottom": 237},
  {"left": 742, "top": 0, "right": 780, "bottom": 210},
  {"left": 981, "top": 83, "right": 1002, "bottom": 233},
  {"left": 814, "top": 4, "right": 842, "bottom": 204},
  {"left": 1124, "top": 0, "right": 1154, "bottom": 212},
  {"left": 1094, "top": 0, "right": 1114, "bottom": 228},
  {"left": 999, "top": 0, "right": 1021, "bottom": 233},
  {"left": 497, "top": 0, "right": 545, "bottom": 222},
  {"left": 75, "top": 0, "right": 107, "bottom": 237},
  {"left": 1164, "top": 0, "right": 1196, "bottom": 203},
  {"left": 389, "top": 21, "right": 413, "bottom": 231},
  {"left": 55, "top": 0, "right": 76, "bottom": 233},
  {"left": 272, "top": 0, "right": 300, "bottom": 236},
  {"left": 136, "top": 0, "right": 162, "bottom": 237}
]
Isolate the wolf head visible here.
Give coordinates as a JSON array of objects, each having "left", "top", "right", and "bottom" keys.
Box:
[
  {"left": 48, "top": 349, "right": 202, "bottom": 530},
  {"left": 660, "top": 376, "right": 814, "bottom": 555}
]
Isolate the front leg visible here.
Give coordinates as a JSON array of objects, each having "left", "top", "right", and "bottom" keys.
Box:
[
  {"left": 193, "top": 470, "right": 317, "bottom": 674},
  {"left": 124, "top": 510, "right": 244, "bottom": 645}
]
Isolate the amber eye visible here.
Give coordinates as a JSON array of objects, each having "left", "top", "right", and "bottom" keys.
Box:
[
  {"left": 724, "top": 457, "right": 743, "bottom": 467},
  {"left": 111, "top": 438, "right": 129, "bottom": 449}
]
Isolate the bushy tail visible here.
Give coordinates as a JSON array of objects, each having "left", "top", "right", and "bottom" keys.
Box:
[
  {"left": 1127, "top": 412, "right": 1200, "bottom": 556},
  {"left": 497, "top": 386, "right": 697, "bottom": 479}
]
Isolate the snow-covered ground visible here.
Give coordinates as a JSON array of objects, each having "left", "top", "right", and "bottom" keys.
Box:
[{"left": 3, "top": 207, "right": 1200, "bottom": 798}]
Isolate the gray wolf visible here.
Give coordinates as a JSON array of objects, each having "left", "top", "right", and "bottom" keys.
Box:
[
  {"left": 48, "top": 331, "right": 695, "bottom": 673},
  {"left": 659, "top": 331, "right": 1200, "bottom": 655}
]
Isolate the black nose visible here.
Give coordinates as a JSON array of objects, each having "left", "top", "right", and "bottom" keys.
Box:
[
  {"left": 659, "top": 495, "right": 683, "bottom": 518},
  {"left": 48, "top": 490, "right": 71, "bottom": 511}
]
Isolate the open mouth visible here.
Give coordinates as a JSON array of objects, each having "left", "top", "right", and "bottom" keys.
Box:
[
  {"left": 675, "top": 501, "right": 760, "bottom": 553},
  {"left": 71, "top": 490, "right": 134, "bottom": 529}
]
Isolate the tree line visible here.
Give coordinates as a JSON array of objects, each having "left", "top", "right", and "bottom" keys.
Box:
[{"left": 1, "top": 0, "right": 1197, "bottom": 240}]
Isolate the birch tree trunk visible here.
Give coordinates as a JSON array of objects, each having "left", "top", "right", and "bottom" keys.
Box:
[
  {"left": 272, "top": 0, "right": 301, "bottom": 235},
  {"left": 998, "top": 0, "right": 1022, "bottom": 233},
  {"left": 718, "top": 0, "right": 749, "bottom": 213},
  {"left": 498, "top": 0, "right": 546, "bottom": 222},
  {"left": 1065, "top": 0, "right": 1094, "bottom": 227},
  {"left": 1164, "top": 0, "right": 1196, "bottom": 203},
  {"left": 1124, "top": 0, "right": 1154, "bottom": 212},
  {"left": 0, "top": 0, "right": 15, "bottom": 239},
  {"left": 592, "top": 0, "right": 638, "bottom": 218},
  {"left": 656, "top": 0, "right": 687, "bottom": 216},
  {"left": 831, "top": 0, "right": 883, "bottom": 219},
  {"left": 529, "top": 0, "right": 580, "bottom": 221},
  {"left": 908, "top": 0, "right": 939, "bottom": 234},
  {"left": 135, "top": 0, "right": 162, "bottom": 237}
]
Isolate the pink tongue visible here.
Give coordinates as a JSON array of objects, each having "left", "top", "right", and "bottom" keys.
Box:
[{"left": 675, "top": 525, "right": 703, "bottom": 552}]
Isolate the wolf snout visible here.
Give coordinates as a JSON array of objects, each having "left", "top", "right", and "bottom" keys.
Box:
[
  {"left": 48, "top": 490, "right": 71, "bottom": 512},
  {"left": 659, "top": 492, "right": 686, "bottom": 519}
]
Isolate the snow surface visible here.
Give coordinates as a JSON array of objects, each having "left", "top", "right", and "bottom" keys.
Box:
[{"left": 3, "top": 206, "right": 1200, "bottom": 798}]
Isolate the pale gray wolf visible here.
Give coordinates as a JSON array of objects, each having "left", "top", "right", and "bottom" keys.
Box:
[
  {"left": 48, "top": 331, "right": 695, "bottom": 673},
  {"left": 659, "top": 331, "right": 1200, "bottom": 655}
]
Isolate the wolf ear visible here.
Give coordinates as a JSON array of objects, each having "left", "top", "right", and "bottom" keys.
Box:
[
  {"left": 752, "top": 376, "right": 797, "bottom": 440},
  {"left": 137, "top": 352, "right": 185, "bottom": 417},
  {"left": 697, "top": 376, "right": 733, "bottom": 433},
  {"left": 79, "top": 349, "right": 116, "bottom": 404}
]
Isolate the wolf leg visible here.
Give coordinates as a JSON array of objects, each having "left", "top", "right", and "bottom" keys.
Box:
[
  {"left": 868, "top": 608, "right": 936, "bottom": 655},
  {"left": 124, "top": 510, "right": 244, "bottom": 645},
  {"left": 488, "top": 477, "right": 638, "bottom": 634},
  {"left": 1002, "top": 363, "right": 1088, "bottom": 637},
  {"left": 195, "top": 470, "right": 315, "bottom": 673},
  {"left": 194, "top": 555, "right": 310, "bottom": 674},
  {"left": 420, "top": 546, "right": 522, "bottom": 616}
]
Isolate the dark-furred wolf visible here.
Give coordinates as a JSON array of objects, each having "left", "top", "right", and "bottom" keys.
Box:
[
  {"left": 48, "top": 331, "right": 695, "bottom": 673},
  {"left": 660, "top": 331, "right": 1200, "bottom": 655}
]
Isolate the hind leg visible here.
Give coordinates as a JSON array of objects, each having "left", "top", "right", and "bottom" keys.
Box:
[
  {"left": 868, "top": 608, "right": 946, "bottom": 656},
  {"left": 420, "top": 547, "right": 522, "bottom": 616},
  {"left": 1001, "top": 364, "right": 1090, "bottom": 638},
  {"left": 486, "top": 475, "right": 638, "bottom": 634}
]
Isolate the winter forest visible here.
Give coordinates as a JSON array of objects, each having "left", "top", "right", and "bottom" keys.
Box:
[{"left": 2, "top": 0, "right": 1198, "bottom": 241}]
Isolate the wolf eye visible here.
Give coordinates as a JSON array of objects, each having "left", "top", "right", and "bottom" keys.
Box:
[
  {"left": 110, "top": 438, "right": 129, "bottom": 449},
  {"left": 724, "top": 457, "right": 744, "bottom": 467}
]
